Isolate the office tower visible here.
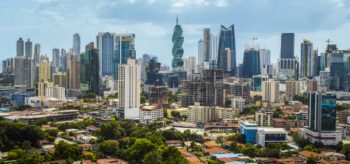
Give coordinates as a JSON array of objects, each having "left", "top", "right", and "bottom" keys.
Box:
[
  {"left": 217, "top": 25, "right": 236, "bottom": 75},
  {"left": 53, "top": 72, "right": 68, "bottom": 88},
  {"left": 52, "top": 48, "right": 60, "bottom": 71},
  {"left": 259, "top": 49, "right": 271, "bottom": 71},
  {"left": 73, "top": 33, "right": 81, "bottom": 55},
  {"left": 261, "top": 79, "right": 280, "bottom": 103},
  {"left": 203, "top": 28, "right": 210, "bottom": 63},
  {"left": 39, "top": 59, "right": 51, "bottom": 82},
  {"left": 16, "top": 37, "right": 24, "bottom": 57},
  {"left": 252, "top": 75, "right": 268, "bottom": 92},
  {"left": 278, "top": 58, "right": 299, "bottom": 81},
  {"left": 34, "top": 44, "right": 41, "bottom": 66},
  {"left": 114, "top": 34, "right": 136, "bottom": 79},
  {"left": 198, "top": 39, "right": 204, "bottom": 64},
  {"left": 25, "top": 39, "right": 32, "bottom": 58},
  {"left": 255, "top": 109, "right": 273, "bottom": 127},
  {"left": 118, "top": 59, "right": 140, "bottom": 109},
  {"left": 2, "top": 58, "right": 15, "bottom": 74},
  {"left": 303, "top": 92, "right": 341, "bottom": 145},
  {"left": 80, "top": 42, "right": 100, "bottom": 95},
  {"left": 145, "top": 59, "right": 162, "bottom": 85},
  {"left": 242, "top": 48, "right": 260, "bottom": 78},
  {"left": 149, "top": 86, "right": 169, "bottom": 106},
  {"left": 280, "top": 33, "right": 295, "bottom": 59},
  {"left": 68, "top": 56, "right": 80, "bottom": 89},
  {"left": 210, "top": 34, "right": 219, "bottom": 63},
  {"left": 97, "top": 32, "right": 115, "bottom": 77},
  {"left": 139, "top": 54, "right": 152, "bottom": 82},
  {"left": 14, "top": 56, "right": 32, "bottom": 87},
  {"left": 60, "top": 49, "right": 67, "bottom": 72},
  {"left": 285, "top": 80, "right": 300, "bottom": 101},
  {"left": 180, "top": 69, "right": 224, "bottom": 107},
  {"left": 183, "top": 56, "right": 196, "bottom": 78},
  {"left": 172, "top": 17, "right": 184, "bottom": 72},
  {"left": 300, "top": 40, "right": 313, "bottom": 78}
]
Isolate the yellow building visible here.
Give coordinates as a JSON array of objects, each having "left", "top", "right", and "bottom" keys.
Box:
[
  {"left": 53, "top": 72, "right": 68, "bottom": 88},
  {"left": 39, "top": 59, "right": 51, "bottom": 82}
]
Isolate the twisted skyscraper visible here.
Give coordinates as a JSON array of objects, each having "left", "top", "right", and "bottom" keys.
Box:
[{"left": 172, "top": 17, "right": 184, "bottom": 72}]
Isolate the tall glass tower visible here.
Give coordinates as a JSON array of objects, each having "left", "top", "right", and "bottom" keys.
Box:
[
  {"left": 217, "top": 25, "right": 236, "bottom": 75},
  {"left": 172, "top": 17, "right": 184, "bottom": 72},
  {"left": 242, "top": 48, "right": 260, "bottom": 78}
]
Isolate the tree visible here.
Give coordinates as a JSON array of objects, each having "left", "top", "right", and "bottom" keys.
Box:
[
  {"left": 341, "top": 144, "right": 350, "bottom": 160},
  {"left": 226, "top": 134, "right": 245, "bottom": 144},
  {"left": 99, "top": 140, "right": 119, "bottom": 156},
  {"left": 336, "top": 141, "right": 343, "bottom": 152},
  {"left": 304, "top": 145, "right": 319, "bottom": 152},
  {"left": 144, "top": 151, "right": 163, "bottom": 164},
  {"left": 160, "top": 146, "right": 188, "bottom": 164},
  {"left": 216, "top": 136, "right": 225, "bottom": 145},
  {"left": 306, "top": 156, "right": 318, "bottom": 164},
  {"left": 125, "top": 139, "right": 156, "bottom": 163},
  {"left": 54, "top": 141, "right": 83, "bottom": 160},
  {"left": 99, "top": 121, "right": 125, "bottom": 140},
  {"left": 83, "top": 152, "right": 97, "bottom": 162},
  {"left": 273, "top": 108, "right": 283, "bottom": 118}
]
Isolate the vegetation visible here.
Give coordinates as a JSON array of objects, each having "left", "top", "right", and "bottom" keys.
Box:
[
  {"left": 273, "top": 107, "right": 284, "bottom": 118},
  {"left": 241, "top": 106, "right": 259, "bottom": 115},
  {"left": 293, "top": 95, "right": 308, "bottom": 104}
]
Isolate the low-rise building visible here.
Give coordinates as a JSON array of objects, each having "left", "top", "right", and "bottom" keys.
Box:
[
  {"left": 139, "top": 104, "right": 163, "bottom": 124},
  {"left": 239, "top": 121, "right": 258, "bottom": 144},
  {"left": 256, "top": 127, "right": 288, "bottom": 147}
]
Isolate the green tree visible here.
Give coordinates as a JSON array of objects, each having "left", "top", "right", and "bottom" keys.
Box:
[
  {"left": 83, "top": 152, "right": 97, "bottom": 162},
  {"left": 125, "top": 139, "right": 156, "bottom": 163},
  {"left": 341, "top": 144, "right": 350, "bottom": 160},
  {"left": 306, "top": 156, "right": 319, "bottom": 164},
  {"left": 273, "top": 108, "right": 283, "bottom": 118},
  {"left": 99, "top": 140, "right": 119, "bottom": 156},
  {"left": 144, "top": 151, "right": 163, "bottom": 164},
  {"left": 54, "top": 141, "right": 83, "bottom": 160},
  {"left": 99, "top": 121, "right": 125, "bottom": 140}
]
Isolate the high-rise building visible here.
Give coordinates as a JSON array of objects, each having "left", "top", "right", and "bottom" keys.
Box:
[
  {"left": 210, "top": 34, "right": 219, "bottom": 63},
  {"left": 80, "top": 42, "right": 100, "bottom": 95},
  {"left": 280, "top": 33, "right": 294, "bottom": 59},
  {"left": 16, "top": 37, "right": 24, "bottom": 57},
  {"left": 300, "top": 40, "right": 313, "bottom": 78},
  {"left": 242, "top": 48, "right": 260, "bottom": 78},
  {"left": 118, "top": 59, "right": 140, "bottom": 109},
  {"left": 259, "top": 49, "right": 271, "bottom": 71},
  {"left": 278, "top": 58, "right": 299, "bottom": 81},
  {"left": 172, "top": 17, "right": 184, "bottom": 72},
  {"left": 303, "top": 92, "right": 341, "bottom": 145},
  {"left": 68, "top": 56, "right": 80, "bottom": 89},
  {"left": 203, "top": 28, "right": 210, "bottom": 63},
  {"left": 252, "top": 75, "right": 268, "bottom": 92},
  {"left": 255, "top": 109, "right": 273, "bottom": 127},
  {"left": 60, "top": 49, "right": 67, "bottom": 72},
  {"left": 149, "top": 86, "right": 169, "bottom": 106},
  {"left": 114, "top": 34, "right": 136, "bottom": 80},
  {"left": 25, "top": 39, "right": 32, "bottom": 58},
  {"left": 38, "top": 81, "right": 53, "bottom": 97},
  {"left": 198, "top": 39, "right": 204, "bottom": 64},
  {"left": 53, "top": 72, "right": 68, "bottom": 88},
  {"left": 145, "top": 59, "right": 162, "bottom": 85},
  {"left": 34, "top": 44, "right": 41, "bottom": 66},
  {"left": 183, "top": 56, "right": 196, "bottom": 78},
  {"left": 217, "top": 25, "right": 236, "bottom": 75},
  {"left": 307, "top": 79, "right": 318, "bottom": 92},
  {"left": 39, "top": 59, "right": 51, "bottom": 82},
  {"left": 2, "top": 58, "right": 15, "bottom": 74},
  {"left": 97, "top": 32, "right": 115, "bottom": 77},
  {"left": 73, "top": 33, "right": 81, "bottom": 55},
  {"left": 139, "top": 54, "right": 152, "bottom": 82},
  {"left": 285, "top": 80, "right": 300, "bottom": 101},
  {"left": 14, "top": 56, "right": 32, "bottom": 88},
  {"left": 52, "top": 48, "right": 60, "bottom": 71},
  {"left": 262, "top": 79, "right": 280, "bottom": 103}
]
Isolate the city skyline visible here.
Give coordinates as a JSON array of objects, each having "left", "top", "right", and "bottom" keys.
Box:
[{"left": 1, "top": 0, "right": 350, "bottom": 68}]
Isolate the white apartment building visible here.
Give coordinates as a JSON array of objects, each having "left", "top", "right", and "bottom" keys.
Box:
[{"left": 139, "top": 105, "right": 163, "bottom": 124}]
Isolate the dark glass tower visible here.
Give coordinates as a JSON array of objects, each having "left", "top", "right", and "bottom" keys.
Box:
[
  {"left": 172, "top": 17, "right": 184, "bottom": 72},
  {"left": 145, "top": 59, "right": 163, "bottom": 85},
  {"left": 80, "top": 42, "right": 100, "bottom": 95},
  {"left": 308, "top": 92, "right": 336, "bottom": 132},
  {"left": 242, "top": 48, "right": 260, "bottom": 78},
  {"left": 281, "top": 33, "right": 295, "bottom": 59},
  {"left": 217, "top": 25, "right": 236, "bottom": 75}
]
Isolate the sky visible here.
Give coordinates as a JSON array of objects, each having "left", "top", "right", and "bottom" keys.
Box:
[{"left": 1, "top": 0, "right": 350, "bottom": 67}]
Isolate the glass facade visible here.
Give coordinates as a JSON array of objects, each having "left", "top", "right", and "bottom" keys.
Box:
[
  {"left": 101, "top": 33, "right": 114, "bottom": 76},
  {"left": 308, "top": 92, "right": 336, "bottom": 132},
  {"left": 217, "top": 25, "right": 236, "bottom": 75},
  {"left": 252, "top": 75, "right": 268, "bottom": 91},
  {"left": 242, "top": 49, "right": 260, "bottom": 78},
  {"left": 172, "top": 17, "right": 184, "bottom": 72},
  {"left": 114, "top": 34, "right": 136, "bottom": 80},
  {"left": 80, "top": 42, "right": 99, "bottom": 95},
  {"left": 280, "top": 33, "right": 294, "bottom": 59}
]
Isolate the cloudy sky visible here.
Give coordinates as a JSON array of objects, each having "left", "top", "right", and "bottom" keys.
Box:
[{"left": 1, "top": 0, "right": 350, "bottom": 67}]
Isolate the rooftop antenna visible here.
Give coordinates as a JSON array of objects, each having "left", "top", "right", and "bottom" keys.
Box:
[
  {"left": 176, "top": 15, "right": 179, "bottom": 25},
  {"left": 326, "top": 39, "right": 332, "bottom": 45},
  {"left": 252, "top": 36, "right": 258, "bottom": 49}
]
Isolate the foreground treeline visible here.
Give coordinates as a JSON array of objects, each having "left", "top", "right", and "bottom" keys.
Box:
[{"left": 0, "top": 119, "right": 203, "bottom": 164}]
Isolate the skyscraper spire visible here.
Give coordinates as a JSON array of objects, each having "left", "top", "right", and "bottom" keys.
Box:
[{"left": 176, "top": 15, "right": 178, "bottom": 25}]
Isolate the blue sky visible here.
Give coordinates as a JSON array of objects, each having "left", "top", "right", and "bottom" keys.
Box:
[{"left": 1, "top": 0, "right": 350, "bottom": 67}]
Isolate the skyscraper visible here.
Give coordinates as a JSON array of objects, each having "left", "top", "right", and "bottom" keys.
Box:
[
  {"left": 242, "top": 48, "right": 260, "bottom": 78},
  {"left": 261, "top": 79, "right": 280, "bottom": 103},
  {"left": 80, "top": 42, "right": 100, "bottom": 95},
  {"left": 34, "top": 44, "right": 41, "bottom": 66},
  {"left": 183, "top": 56, "right": 197, "bottom": 77},
  {"left": 280, "top": 33, "right": 295, "bottom": 59},
  {"left": 16, "top": 37, "right": 24, "bottom": 57},
  {"left": 198, "top": 39, "right": 204, "bottom": 64},
  {"left": 145, "top": 59, "right": 162, "bottom": 85},
  {"left": 259, "top": 49, "right": 271, "bottom": 71},
  {"left": 285, "top": 80, "right": 300, "bottom": 101},
  {"left": 53, "top": 72, "right": 68, "bottom": 88},
  {"left": 25, "top": 39, "right": 32, "bottom": 58},
  {"left": 68, "top": 55, "right": 80, "bottom": 89},
  {"left": 300, "top": 40, "right": 313, "bottom": 78},
  {"left": 203, "top": 28, "right": 210, "bottom": 63},
  {"left": 303, "top": 92, "right": 341, "bottom": 145},
  {"left": 52, "top": 48, "right": 60, "bottom": 71},
  {"left": 217, "top": 25, "right": 236, "bottom": 75},
  {"left": 172, "top": 17, "right": 184, "bottom": 72},
  {"left": 118, "top": 59, "right": 140, "bottom": 109},
  {"left": 14, "top": 56, "right": 32, "bottom": 87},
  {"left": 73, "top": 33, "right": 81, "bottom": 55},
  {"left": 60, "top": 49, "right": 67, "bottom": 72},
  {"left": 97, "top": 32, "right": 114, "bottom": 77},
  {"left": 39, "top": 59, "right": 51, "bottom": 82},
  {"left": 114, "top": 34, "right": 136, "bottom": 80}
]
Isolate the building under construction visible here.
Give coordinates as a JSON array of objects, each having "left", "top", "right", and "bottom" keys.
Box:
[{"left": 149, "top": 85, "right": 169, "bottom": 106}]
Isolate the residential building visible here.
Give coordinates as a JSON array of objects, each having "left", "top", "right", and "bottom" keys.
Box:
[
  {"left": 139, "top": 104, "right": 163, "bottom": 124},
  {"left": 46, "top": 86, "right": 66, "bottom": 100},
  {"left": 14, "top": 56, "right": 32, "bottom": 88},
  {"left": 259, "top": 49, "right": 271, "bottom": 71},
  {"left": 300, "top": 40, "right": 314, "bottom": 78},
  {"left": 68, "top": 55, "right": 80, "bottom": 89},
  {"left": 307, "top": 79, "right": 318, "bottom": 92},
  {"left": 118, "top": 59, "right": 140, "bottom": 109},
  {"left": 285, "top": 80, "right": 300, "bottom": 101},
  {"left": 34, "top": 44, "right": 41, "bottom": 66},
  {"left": 255, "top": 109, "right": 273, "bottom": 127},
  {"left": 39, "top": 59, "right": 51, "bottom": 82},
  {"left": 232, "top": 97, "right": 245, "bottom": 112},
  {"left": 53, "top": 72, "right": 68, "bottom": 88},
  {"left": 149, "top": 86, "right": 168, "bottom": 106},
  {"left": 25, "top": 39, "right": 32, "bottom": 58},
  {"left": 52, "top": 48, "right": 60, "bottom": 71},
  {"left": 261, "top": 79, "right": 280, "bottom": 103},
  {"left": 16, "top": 37, "right": 24, "bottom": 57}
]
